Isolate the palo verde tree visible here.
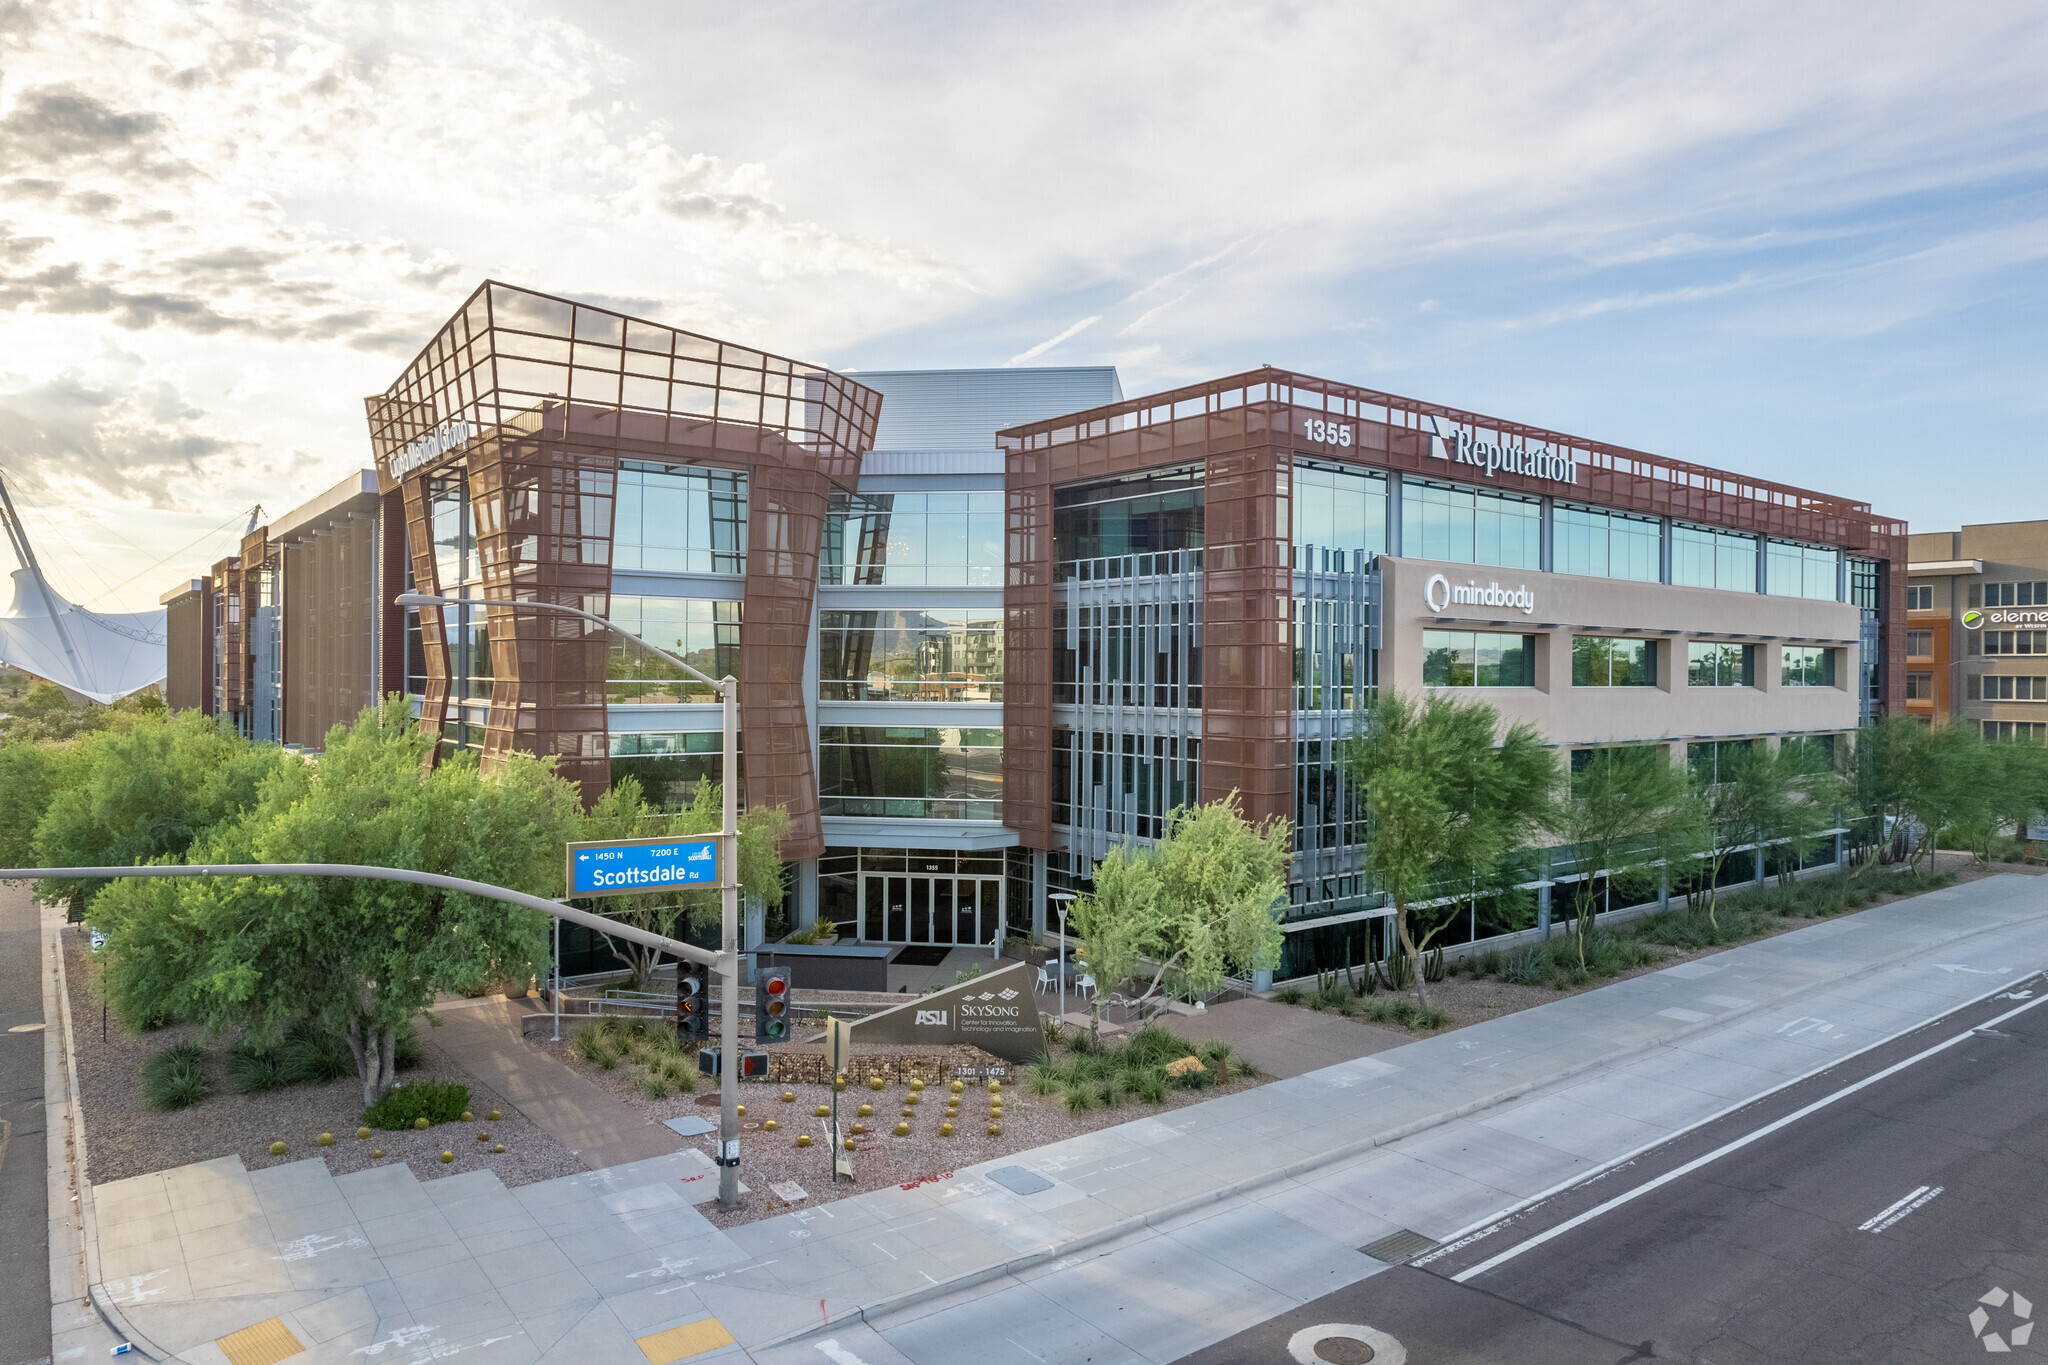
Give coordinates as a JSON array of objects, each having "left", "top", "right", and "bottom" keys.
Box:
[
  {"left": 572, "top": 775, "right": 788, "bottom": 989},
  {"left": 1345, "top": 689, "right": 1557, "bottom": 1009},
  {"left": 92, "top": 700, "right": 582, "bottom": 1106},
  {"left": 1068, "top": 793, "right": 1289, "bottom": 1044},
  {"left": 1549, "top": 746, "right": 1699, "bottom": 966}
]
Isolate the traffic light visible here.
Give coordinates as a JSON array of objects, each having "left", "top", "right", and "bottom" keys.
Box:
[
  {"left": 755, "top": 967, "right": 792, "bottom": 1043},
  {"left": 676, "top": 960, "right": 709, "bottom": 1040}
]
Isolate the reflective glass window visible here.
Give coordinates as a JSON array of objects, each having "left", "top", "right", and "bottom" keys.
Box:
[
  {"left": 1572, "top": 636, "right": 1657, "bottom": 686},
  {"left": 1553, "top": 504, "right": 1661, "bottom": 582},
  {"left": 817, "top": 726, "right": 1003, "bottom": 820},
  {"left": 1400, "top": 480, "right": 1540, "bottom": 569},
  {"left": 1671, "top": 524, "right": 1759, "bottom": 593},
  {"left": 1781, "top": 645, "right": 1837, "bottom": 687},
  {"left": 1687, "top": 641, "right": 1753, "bottom": 687},
  {"left": 1051, "top": 466, "right": 1204, "bottom": 569},
  {"left": 822, "top": 491, "right": 1005, "bottom": 586},
  {"left": 818, "top": 610, "right": 1003, "bottom": 701},
  {"left": 1292, "top": 461, "right": 1387, "bottom": 556},
  {"left": 614, "top": 463, "right": 747, "bottom": 575},
  {"left": 1766, "top": 540, "right": 1840, "bottom": 600},
  {"left": 1421, "top": 631, "right": 1536, "bottom": 687},
  {"left": 606, "top": 597, "right": 740, "bottom": 702}
]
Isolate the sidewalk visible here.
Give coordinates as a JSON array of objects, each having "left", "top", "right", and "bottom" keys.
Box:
[{"left": 52, "top": 874, "right": 2048, "bottom": 1363}]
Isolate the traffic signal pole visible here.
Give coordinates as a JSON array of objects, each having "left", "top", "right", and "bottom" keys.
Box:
[{"left": 717, "top": 671, "right": 741, "bottom": 1210}]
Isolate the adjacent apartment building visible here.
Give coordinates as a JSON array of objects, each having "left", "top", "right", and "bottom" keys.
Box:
[
  {"left": 162, "top": 281, "right": 1907, "bottom": 976},
  {"left": 1904, "top": 521, "right": 2048, "bottom": 740}
]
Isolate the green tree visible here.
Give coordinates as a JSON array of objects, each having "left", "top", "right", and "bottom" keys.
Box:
[
  {"left": 0, "top": 737, "right": 70, "bottom": 870},
  {"left": 91, "top": 700, "right": 582, "bottom": 1105},
  {"left": 33, "top": 709, "right": 286, "bottom": 915},
  {"left": 1899, "top": 722, "right": 1993, "bottom": 871},
  {"left": 1845, "top": 718, "right": 1925, "bottom": 865},
  {"left": 1550, "top": 747, "right": 1699, "bottom": 965},
  {"left": 0, "top": 682, "right": 165, "bottom": 744},
  {"left": 573, "top": 776, "right": 788, "bottom": 989},
  {"left": 1987, "top": 737, "right": 2048, "bottom": 860},
  {"left": 1345, "top": 690, "right": 1557, "bottom": 1008},
  {"left": 1069, "top": 794, "right": 1289, "bottom": 1042}
]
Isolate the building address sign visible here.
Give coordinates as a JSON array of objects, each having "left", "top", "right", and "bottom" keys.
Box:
[{"left": 1296, "top": 412, "right": 1577, "bottom": 485}]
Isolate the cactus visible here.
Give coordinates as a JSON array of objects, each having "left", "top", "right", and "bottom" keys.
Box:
[{"left": 1423, "top": 944, "right": 1446, "bottom": 983}]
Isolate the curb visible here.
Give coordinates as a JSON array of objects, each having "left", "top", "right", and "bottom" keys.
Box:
[
  {"left": 41, "top": 907, "right": 170, "bottom": 1361},
  {"left": 769, "top": 879, "right": 2048, "bottom": 1346}
]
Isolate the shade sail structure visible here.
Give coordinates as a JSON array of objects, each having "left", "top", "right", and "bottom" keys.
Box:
[{"left": 0, "top": 567, "right": 167, "bottom": 703}]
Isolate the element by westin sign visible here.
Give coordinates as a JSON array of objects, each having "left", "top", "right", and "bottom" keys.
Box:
[
  {"left": 566, "top": 835, "right": 720, "bottom": 899},
  {"left": 1424, "top": 415, "right": 1575, "bottom": 485},
  {"left": 388, "top": 420, "right": 473, "bottom": 479}
]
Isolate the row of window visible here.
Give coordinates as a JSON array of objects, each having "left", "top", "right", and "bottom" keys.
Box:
[
  {"left": 1985, "top": 721, "right": 2048, "bottom": 741},
  {"left": 1423, "top": 632, "right": 1838, "bottom": 689},
  {"left": 1915, "top": 674, "right": 2048, "bottom": 703},
  {"left": 1981, "top": 631, "right": 2048, "bottom": 656},
  {"left": 1907, "top": 582, "right": 2048, "bottom": 612}
]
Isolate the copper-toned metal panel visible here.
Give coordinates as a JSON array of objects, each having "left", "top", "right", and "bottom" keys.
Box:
[
  {"left": 740, "top": 459, "right": 829, "bottom": 860},
  {"left": 281, "top": 515, "right": 377, "bottom": 746},
  {"left": 377, "top": 491, "right": 407, "bottom": 702},
  {"left": 1198, "top": 439, "right": 1292, "bottom": 831}
]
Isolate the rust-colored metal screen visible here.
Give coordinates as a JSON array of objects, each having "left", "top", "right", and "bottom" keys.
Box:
[
  {"left": 741, "top": 458, "right": 830, "bottom": 859},
  {"left": 468, "top": 436, "right": 618, "bottom": 804},
  {"left": 1197, "top": 434, "right": 1292, "bottom": 831},
  {"left": 281, "top": 515, "right": 378, "bottom": 747},
  {"left": 377, "top": 490, "right": 407, "bottom": 703},
  {"left": 162, "top": 584, "right": 210, "bottom": 714}
]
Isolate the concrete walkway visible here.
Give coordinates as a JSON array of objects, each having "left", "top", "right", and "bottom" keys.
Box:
[
  {"left": 54, "top": 874, "right": 2048, "bottom": 1363},
  {"left": 427, "top": 1000, "right": 685, "bottom": 1171},
  {"left": 1156, "top": 996, "right": 1410, "bottom": 1078}
]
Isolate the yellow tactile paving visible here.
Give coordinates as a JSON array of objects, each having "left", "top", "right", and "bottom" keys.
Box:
[
  {"left": 217, "top": 1316, "right": 304, "bottom": 1365},
  {"left": 635, "top": 1316, "right": 736, "bottom": 1363}
]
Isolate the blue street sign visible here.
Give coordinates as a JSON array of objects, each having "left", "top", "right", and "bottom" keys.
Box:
[{"left": 566, "top": 836, "right": 720, "bottom": 898}]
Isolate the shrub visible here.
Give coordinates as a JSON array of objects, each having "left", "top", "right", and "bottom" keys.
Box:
[
  {"left": 226, "top": 1042, "right": 290, "bottom": 1094},
  {"left": 280, "top": 1020, "right": 355, "bottom": 1085},
  {"left": 142, "top": 1041, "right": 209, "bottom": 1110},
  {"left": 1273, "top": 984, "right": 1305, "bottom": 1005},
  {"left": 1062, "top": 1082, "right": 1093, "bottom": 1114},
  {"left": 1502, "top": 945, "right": 1550, "bottom": 987},
  {"left": 394, "top": 1021, "right": 425, "bottom": 1071},
  {"left": 362, "top": 1080, "right": 469, "bottom": 1131}
]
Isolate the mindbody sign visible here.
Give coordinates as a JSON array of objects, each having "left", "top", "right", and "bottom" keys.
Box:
[
  {"left": 565, "top": 836, "right": 720, "bottom": 898},
  {"left": 846, "top": 959, "right": 1043, "bottom": 1062},
  {"left": 1425, "top": 572, "right": 1536, "bottom": 616}
]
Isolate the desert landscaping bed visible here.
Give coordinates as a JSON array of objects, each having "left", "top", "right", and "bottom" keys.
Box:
[
  {"left": 60, "top": 924, "right": 582, "bottom": 1189},
  {"left": 539, "top": 1023, "right": 1268, "bottom": 1228}
]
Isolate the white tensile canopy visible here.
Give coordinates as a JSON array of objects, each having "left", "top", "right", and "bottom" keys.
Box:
[{"left": 0, "top": 477, "right": 166, "bottom": 704}]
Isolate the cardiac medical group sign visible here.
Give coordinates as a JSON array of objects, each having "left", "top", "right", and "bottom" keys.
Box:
[{"left": 565, "top": 835, "right": 721, "bottom": 898}]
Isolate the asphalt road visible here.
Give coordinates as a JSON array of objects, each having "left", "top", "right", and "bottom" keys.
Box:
[
  {"left": 0, "top": 883, "right": 50, "bottom": 1365},
  {"left": 1180, "top": 975, "right": 2048, "bottom": 1364}
]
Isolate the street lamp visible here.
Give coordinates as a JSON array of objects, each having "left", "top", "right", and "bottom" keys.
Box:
[
  {"left": 397, "top": 590, "right": 745, "bottom": 1210},
  {"left": 1048, "top": 890, "right": 1076, "bottom": 1025}
]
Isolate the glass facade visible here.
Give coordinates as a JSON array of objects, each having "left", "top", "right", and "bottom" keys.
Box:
[
  {"left": 1687, "top": 641, "right": 1753, "bottom": 687},
  {"left": 1054, "top": 603, "right": 1202, "bottom": 708},
  {"left": 818, "top": 609, "right": 1002, "bottom": 702},
  {"left": 1553, "top": 504, "right": 1660, "bottom": 582},
  {"left": 614, "top": 462, "right": 746, "bottom": 574},
  {"left": 605, "top": 597, "right": 740, "bottom": 702},
  {"left": 1672, "top": 524, "right": 1759, "bottom": 593},
  {"left": 1573, "top": 636, "right": 1657, "bottom": 687},
  {"left": 1688, "top": 737, "right": 1754, "bottom": 783},
  {"left": 1052, "top": 730, "right": 1200, "bottom": 840},
  {"left": 1781, "top": 646, "right": 1837, "bottom": 687},
  {"left": 1422, "top": 631, "right": 1536, "bottom": 687},
  {"left": 820, "top": 491, "right": 1004, "bottom": 586},
  {"left": 1292, "top": 460, "right": 1387, "bottom": 555},
  {"left": 608, "top": 731, "right": 733, "bottom": 810},
  {"left": 817, "top": 725, "right": 1002, "bottom": 820},
  {"left": 1052, "top": 465, "right": 1204, "bottom": 567},
  {"left": 1400, "top": 480, "right": 1541, "bottom": 569},
  {"left": 1766, "top": 539, "right": 1840, "bottom": 600}
]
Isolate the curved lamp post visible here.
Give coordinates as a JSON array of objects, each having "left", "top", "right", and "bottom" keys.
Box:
[{"left": 396, "top": 590, "right": 745, "bottom": 1209}]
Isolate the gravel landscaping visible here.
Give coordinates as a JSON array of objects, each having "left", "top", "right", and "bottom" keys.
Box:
[
  {"left": 61, "top": 924, "right": 583, "bottom": 1189},
  {"left": 538, "top": 1023, "right": 1268, "bottom": 1228}
]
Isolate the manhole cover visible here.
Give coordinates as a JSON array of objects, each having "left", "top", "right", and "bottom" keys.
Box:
[
  {"left": 1288, "top": 1324, "right": 1405, "bottom": 1365},
  {"left": 1359, "top": 1229, "right": 1439, "bottom": 1265}
]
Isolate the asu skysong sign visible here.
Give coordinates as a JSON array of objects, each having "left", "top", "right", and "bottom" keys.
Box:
[{"left": 845, "top": 959, "right": 1043, "bottom": 1062}]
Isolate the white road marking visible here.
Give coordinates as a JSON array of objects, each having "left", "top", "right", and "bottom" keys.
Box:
[
  {"left": 1859, "top": 1185, "right": 1943, "bottom": 1232},
  {"left": 1934, "top": 964, "right": 2003, "bottom": 975},
  {"left": 1453, "top": 985, "right": 2048, "bottom": 1283},
  {"left": 815, "top": 1340, "right": 873, "bottom": 1365}
]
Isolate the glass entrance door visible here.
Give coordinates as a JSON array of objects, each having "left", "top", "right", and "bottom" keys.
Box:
[{"left": 860, "top": 874, "right": 1003, "bottom": 945}]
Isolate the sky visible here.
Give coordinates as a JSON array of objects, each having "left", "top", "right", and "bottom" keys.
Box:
[{"left": 1, "top": 0, "right": 2044, "bottom": 611}]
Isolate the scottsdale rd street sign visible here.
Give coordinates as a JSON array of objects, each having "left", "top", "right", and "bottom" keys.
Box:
[{"left": 565, "top": 835, "right": 720, "bottom": 899}]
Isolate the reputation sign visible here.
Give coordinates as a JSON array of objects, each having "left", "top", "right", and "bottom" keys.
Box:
[{"left": 566, "top": 836, "right": 720, "bottom": 899}]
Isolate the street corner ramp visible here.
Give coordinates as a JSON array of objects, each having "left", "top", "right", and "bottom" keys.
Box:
[{"left": 1170, "top": 1266, "right": 1652, "bottom": 1364}]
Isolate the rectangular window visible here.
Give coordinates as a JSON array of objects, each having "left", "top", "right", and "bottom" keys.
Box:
[
  {"left": 609, "top": 731, "right": 733, "bottom": 810},
  {"left": 1766, "top": 540, "right": 1840, "bottom": 600},
  {"left": 1985, "top": 631, "right": 2048, "bottom": 655},
  {"left": 1400, "top": 480, "right": 1541, "bottom": 570},
  {"left": 1905, "top": 629, "right": 1933, "bottom": 658},
  {"left": 821, "top": 490, "right": 1005, "bottom": 586},
  {"left": 816, "top": 726, "right": 1003, "bottom": 820},
  {"left": 1979, "top": 675, "right": 2048, "bottom": 701},
  {"left": 1671, "top": 524, "right": 1758, "bottom": 593},
  {"left": 613, "top": 462, "right": 747, "bottom": 575},
  {"left": 1907, "top": 672, "right": 1933, "bottom": 700},
  {"left": 1422, "top": 630, "right": 1536, "bottom": 687},
  {"left": 1050, "top": 466, "right": 1204, "bottom": 570},
  {"left": 1984, "top": 582, "right": 2048, "bottom": 608},
  {"left": 1778, "top": 733, "right": 1839, "bottom": 770},
  {"left": 1572, "top": 636, "right": 1657, "bottom": 687},
  {"left": 1687, "top": 737, "right": 1754, "bottom": 783},
  {"left": 1906, "top": 584, "right": 1933, "bottom": 611},
  {"left": 1781, "top": 645, "right": 1837, "bottom": 687},
  {"left": 1983, "top": 720, "right": 2048, "bottom": 742},
  {"left": 606, "top": 597, "right": 740, "bottom": 702},
  {"left": 1553, "top": 504, "right": 1661, "bottom": 582},
  {"left": 1686, "top": 641, "right": 1754, "bottom": 687},
  {"left": 1292, "top": 460, "right": 1387, "bottom": 558},
  {"left": 818, "top": 610, "right": 1003, "bottom": 701}
]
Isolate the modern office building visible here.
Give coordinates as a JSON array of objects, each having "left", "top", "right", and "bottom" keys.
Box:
[
  {"left": 1904, "top": 520, "right": 2048, "bottom": 739},
  {"left": 163, "top": 281, "right": 1907, "bottom": 976}
]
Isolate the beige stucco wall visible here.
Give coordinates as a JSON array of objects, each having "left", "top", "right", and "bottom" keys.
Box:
[{"left": 1378, "top": 555, "right": 1862, "bottom": 749}]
